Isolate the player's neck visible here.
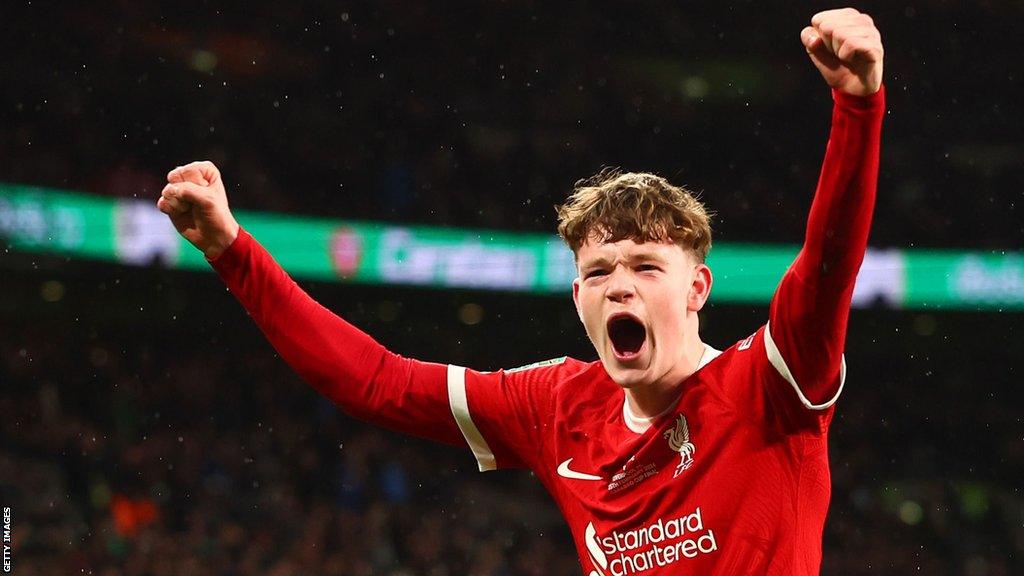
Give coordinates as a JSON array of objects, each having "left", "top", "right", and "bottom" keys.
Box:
[{"left": 624, "top": 336, "right": 707, "bottom": 420}]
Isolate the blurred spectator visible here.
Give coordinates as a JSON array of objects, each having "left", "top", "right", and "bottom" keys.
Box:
[
  {"left": 1, "top": 1, "right": 1022, "bottom": 574},
  {"left": 0, "top": 292, "right": 1020, "bottom": 574}
]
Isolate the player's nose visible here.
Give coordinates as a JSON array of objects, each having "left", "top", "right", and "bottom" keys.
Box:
[{"left": 606, "top": 268, "right": 636, "bottom": 303}]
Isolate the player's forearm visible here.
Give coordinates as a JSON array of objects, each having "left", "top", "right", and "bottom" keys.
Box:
[
  {"left": 793, "top": 86, "right": 884, "bottom": 287},
  {"left": 208, "top": 228, "right": 463, "bottom": 444},
  {"left": 208, "top": 228, "right": 386, "bottom": 394},
  {"left": 768, "top": 87, "right": 884, "bottom": 405}
]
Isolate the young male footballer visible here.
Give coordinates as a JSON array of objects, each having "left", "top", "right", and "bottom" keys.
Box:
[{"left": 158, "top": 8, "right": 884, "bottom": 574}]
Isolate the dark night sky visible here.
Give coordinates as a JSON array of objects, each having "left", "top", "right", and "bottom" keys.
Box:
[{"left": 2, "top": 1, "right": 1021, "bottom": 250}]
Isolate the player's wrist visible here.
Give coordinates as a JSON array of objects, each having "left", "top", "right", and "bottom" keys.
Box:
[
  {"left": 831, "top": 84, "right": 885, "bottom": 110},
  {"left": 204, "top": 222, "right": 241, "bottom": 261}
]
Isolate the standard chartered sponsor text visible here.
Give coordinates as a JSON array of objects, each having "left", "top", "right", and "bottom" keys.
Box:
[{"left": 593, "top": 507, "right": 718, "bottom": 575}]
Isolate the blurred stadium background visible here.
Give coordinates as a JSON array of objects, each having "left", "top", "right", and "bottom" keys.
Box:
[{"left": 1, "top": 1, "right": 1021, "bottom": 574}]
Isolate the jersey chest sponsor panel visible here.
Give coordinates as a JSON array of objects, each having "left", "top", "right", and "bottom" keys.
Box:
[
  {"left": 546, "top": 362, "right": 819, "bottom": 575},
  {"left": 457, "top": 329, "right": 834, "bottom": 575}
]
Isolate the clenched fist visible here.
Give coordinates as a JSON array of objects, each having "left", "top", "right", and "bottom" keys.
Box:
[
  {"left": 801, "top": 8, "right": 883, "bottom": 96},
  {"left": 157, "top": 161, "right": 240, "bottom": 260}
]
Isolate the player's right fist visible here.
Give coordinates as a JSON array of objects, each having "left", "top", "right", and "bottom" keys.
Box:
[
  {"left": 800, "top": 8, "right": 883, "bottom": 96},
  {"left": 157, "top": 160, "right": 240, "bottom": 260}
]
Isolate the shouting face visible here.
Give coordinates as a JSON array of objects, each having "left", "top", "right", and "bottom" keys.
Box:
[{"left": 572, "top": 236, "right": 712, "bottom": 391}]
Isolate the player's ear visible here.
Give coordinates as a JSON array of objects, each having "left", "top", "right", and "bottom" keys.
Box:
[
  {"left": 572, "top": 277, "right": 584, "bottom": 322},
  {"left": 687, "top": 263, "right": 713, "bottom": 312}
]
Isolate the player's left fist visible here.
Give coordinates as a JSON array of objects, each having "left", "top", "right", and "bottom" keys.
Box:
[{"left": 801, "top": 7, "right": 883, "bottom": 96}]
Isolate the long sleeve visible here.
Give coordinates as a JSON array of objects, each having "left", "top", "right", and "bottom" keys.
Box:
[
  {"left": 766, "top": 86, "right": 885, "bottom": 408},
  {"left": 208, "top": 228, "right": 466, "bottom": 446}
]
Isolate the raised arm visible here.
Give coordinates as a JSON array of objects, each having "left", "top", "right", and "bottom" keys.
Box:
[
  {"left": 157, "top": 162, "right": 465, "bottom": 445},
  {"left": 766, "top": 8, "right": 885, "bottom": 408}
]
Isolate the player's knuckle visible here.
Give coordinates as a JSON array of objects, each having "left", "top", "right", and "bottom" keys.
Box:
[{"left": 193, "top": 188, "right": 213, "bottom": 204}]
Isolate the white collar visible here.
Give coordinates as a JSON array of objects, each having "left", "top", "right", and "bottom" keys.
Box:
[{"left": 622, "top": 343, "right": 721, "bottom": 434}]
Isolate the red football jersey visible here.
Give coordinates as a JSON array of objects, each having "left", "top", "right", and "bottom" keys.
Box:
[
  {"left": 210, "top": 87, "right": 883, "bottom": 575},
  {"left": 455, "top": 325, "right": 844, "bottom": 575}
]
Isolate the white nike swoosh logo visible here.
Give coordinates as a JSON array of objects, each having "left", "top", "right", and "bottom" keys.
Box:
[{"left": 557, "top": 458, "right": 603, "bottom": 481}]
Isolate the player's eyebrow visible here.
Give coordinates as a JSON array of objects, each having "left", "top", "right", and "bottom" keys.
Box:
[
  {"left": 579, "top": 255, "right": 612, "bottom": 268},
  {"left": 627, "top": 251, "right": 669, "bottom": 264},
  {"left": 579, "top": 251, "right": 668, "bottom": 269}
]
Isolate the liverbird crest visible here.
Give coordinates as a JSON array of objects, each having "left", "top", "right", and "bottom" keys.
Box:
[{"left": 663, "top": 413, "right": 696, "bottom": 478}]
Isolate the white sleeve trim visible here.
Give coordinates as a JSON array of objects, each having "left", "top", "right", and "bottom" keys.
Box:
[
  {"left": 763, "top": 321, "right": 846, "bottom": 410},
  {"left": 446, "top": 364, "right": 497, "bottom": 471}
]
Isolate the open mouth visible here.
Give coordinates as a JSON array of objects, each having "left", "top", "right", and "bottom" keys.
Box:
[{"left": 607, "top": 314, "right": 647, "bottom": 360}]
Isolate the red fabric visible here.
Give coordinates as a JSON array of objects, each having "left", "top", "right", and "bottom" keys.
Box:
[
  {"left": 209, "top": 229, "right": 464, "bottom": 446},
  {"left": 458, "top": 87, "right": 885, "bottom": 575},
  {"left": 769, "top": 87, "right": 885, "bottom": 406},
  {"left": 209, "top": 85, "right": 884, "bottom": 575},
  {"left": 463, "top": 328, "right": 833, "bottom": 575}
]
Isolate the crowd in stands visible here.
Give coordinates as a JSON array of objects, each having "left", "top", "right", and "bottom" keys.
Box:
[
  {"left": 3, "top": 2, "right": 1020, "bottom": 249},
  {"left": 1, "top": 286, "right": 1020, "bottom": 574},
  {"left": 2, "top": 1, "right": 1021, "bottom": 574}
]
